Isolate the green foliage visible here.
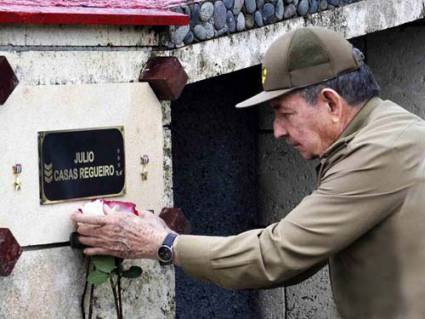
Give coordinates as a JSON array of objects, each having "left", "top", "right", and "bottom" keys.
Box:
[
  {"left": 92, "top": 255, "right": 117, "bottom": 273},
  {"left": 87, "top": 256, "right": 142, "bottom": 285},
  {"left": 121, "top": 266, "right": 143, "bottom": 279},
  {"left": 87, "top": 269, "right": 110, "bottom": 285}
]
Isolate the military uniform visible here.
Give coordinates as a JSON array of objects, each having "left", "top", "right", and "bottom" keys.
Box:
[{"left": 175, "top": 97, "right": 425, "bottom": 319}]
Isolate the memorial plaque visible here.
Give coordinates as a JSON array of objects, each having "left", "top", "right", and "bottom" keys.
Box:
[{"left": 38, "top": 127, "right": 125, "bottom": 204}]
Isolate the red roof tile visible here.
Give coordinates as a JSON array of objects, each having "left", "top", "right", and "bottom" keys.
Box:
[{"left": 0, "top": 0, "right": 195, "bottom": 26}]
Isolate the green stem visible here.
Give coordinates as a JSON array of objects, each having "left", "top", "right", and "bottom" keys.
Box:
[
  {"left": 110, "top": 277, "right": 121, "bottom": 319},
  {"left": 81, "top": 258, "right": 89, "bottom": 319},
  {"left": 88, "top": 284, "right": 94, "bottom": 319},
  {"left": 118, "top": 272, "right": 123, "bottom": 319}
]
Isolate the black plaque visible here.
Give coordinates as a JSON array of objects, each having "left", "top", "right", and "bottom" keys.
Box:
[{"left": 38, "top": 127, "right": 125, "bottom": 204}]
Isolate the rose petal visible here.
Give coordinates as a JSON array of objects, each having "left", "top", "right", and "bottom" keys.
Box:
[
  {"left": 78, "top": 199, "right": 139, "bottom": 217},
  {"left": 80, "top": 199, "right": 105, "bottom": 216}
]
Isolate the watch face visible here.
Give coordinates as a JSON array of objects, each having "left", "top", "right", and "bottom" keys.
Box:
[{"left": 158, "top": 245, "right": 173, "bottom": 263}]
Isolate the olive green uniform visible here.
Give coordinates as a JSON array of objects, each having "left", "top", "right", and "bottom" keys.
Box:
[{"left": 175, "top": 97, "right": 425, "bottom": 319}]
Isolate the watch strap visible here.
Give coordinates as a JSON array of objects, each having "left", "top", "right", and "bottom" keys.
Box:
[
  {"left": 163, "top": 232, "right": 178, "bottom": 248},
  {"left": 158, "top": 233, "right": 178, "bottom": 265}
]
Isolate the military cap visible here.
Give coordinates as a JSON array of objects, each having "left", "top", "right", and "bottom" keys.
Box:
[{"left": 236, "top": 27, "right": 362, "bottom": 108}]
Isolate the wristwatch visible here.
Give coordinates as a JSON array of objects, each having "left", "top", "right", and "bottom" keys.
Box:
[{"left": 157, "top": 233, "right": 178, "bottom": 265}]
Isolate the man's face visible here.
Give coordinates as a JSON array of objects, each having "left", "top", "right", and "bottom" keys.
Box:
[{"left": 271, "top": 92, "right": 338, "bottom": 160}]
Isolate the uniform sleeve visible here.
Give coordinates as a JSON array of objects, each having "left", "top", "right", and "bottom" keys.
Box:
[{"left": 174, "top": 143, "right": 408, "bottom": 289}]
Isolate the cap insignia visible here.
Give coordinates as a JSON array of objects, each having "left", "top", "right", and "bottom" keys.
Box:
[{"left": 262, "top": 67, "right": 267, "bottom": 85}]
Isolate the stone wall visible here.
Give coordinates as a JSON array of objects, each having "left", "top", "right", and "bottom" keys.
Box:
[
  {"left": 171, "top": 67, "right": 261, "bottom": 318},
  {"left": 169, "top": 0, "right": 361, "bottom": 47}
]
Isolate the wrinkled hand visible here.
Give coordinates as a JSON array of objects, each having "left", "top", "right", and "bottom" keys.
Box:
[{"left": 71, "top": 206, "right": 173, "bottom": 259}]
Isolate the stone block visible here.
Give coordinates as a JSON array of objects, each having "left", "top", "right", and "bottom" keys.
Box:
[
  {"left": 367, "top": 26, "right": 425, "bottom": 119},
  {"left": 0, "top": 56, "right": 18, "bottom": 105},
  {"left": 0, "top": 228, "right": 22, "bottom": 276},
  {"left": 0, "top": 247, "right": 175, "bottom": 318},
  {"left": 259, "top": 287, "right": 285, "bottom": 318},
  {"left": 0, "top": 247, "right": 86, "bottom": 318},
  {"left": 159, "top": 207, "right": 191, "bottom": 234},
  {"left": 89, "top": 259, "right": 175, "bottom": 319},
  {"left": 286, "top": 266, "right": 342, "bottom": 319},
  {"left": 257, "top": 133, "right": 317, "bottom": 226},
  {"left": 140, "top": 57, "right": 189, "bottom": 101}
]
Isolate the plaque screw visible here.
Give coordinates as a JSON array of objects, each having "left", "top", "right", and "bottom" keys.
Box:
[
  {"left": 140, "top": 155, "right": 149, "bottom": 165},
  {"left": 12, "top": 164, "right": 22, "bottom": 191},
  {"left": 140, "top": 155, "right": 150, "bottom": 181}
]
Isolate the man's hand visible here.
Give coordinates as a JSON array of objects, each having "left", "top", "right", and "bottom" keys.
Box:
[{"left": 71, "top": 206, "right": 174, "bottom": 259}]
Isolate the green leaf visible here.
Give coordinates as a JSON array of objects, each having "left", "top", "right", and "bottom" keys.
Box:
[
  {"left": 87, "top": 269, "right": 110, "bottom": 285},
  {"left": 121, "top": 266, "right": 143, "bottom": 279},
  {"left": 92, "top": 255, "right": 117, "bottom": 273}
]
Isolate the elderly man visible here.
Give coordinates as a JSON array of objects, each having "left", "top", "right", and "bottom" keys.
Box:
[{"left": 72, "top": 27, "right": 425, "bottom": 318}]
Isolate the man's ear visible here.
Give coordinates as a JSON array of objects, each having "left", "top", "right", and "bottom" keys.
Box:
[{"left": 319, "top": 88, "right": 343, "bottom": 120}]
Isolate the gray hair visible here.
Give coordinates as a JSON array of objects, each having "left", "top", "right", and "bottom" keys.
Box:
[{"left": 297, "top": 48, "right": 380, "bottom": 106}]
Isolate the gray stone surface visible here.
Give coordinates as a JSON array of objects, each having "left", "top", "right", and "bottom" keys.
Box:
[
  {"left": 184, "top": 30, "right": 194, "bottom": 44},
  {"left": 163, "top": 128, "right": 174, "bottom": 208},
  {"left": 224, "top": 0, "right": 235, "bottom": 9},
  {"left": 172, "top": 66, "right": 260, "bottom": 319},
  {"left": 0, "top": 24, "right": 159, "bottom": 47},
  {"left": 286, "top": 267, "right": 342, "bottom": 319},
  {"left": 214, "top": 1, "right": 227, "bottom": 29},
  {"left": 245, "top": 0, "right": 257, "bottom": 14},
  {"left": 255, "top": 10, "right": 264, "bottom": 26},
  {"left": 246, "top": 14, "right": 255, "bottom": 28},
  {"left": 173, "top": 25, "right": 190, "bottom": 46},
  {"left": 193, "top": 23, "right": 214, "bottom": 40},
  {"left": 0, "top": 248, "right": 174, "bottom": 319},
  {"left": 320, "top": 0, "right": 328, "bottom": 10},
  {"left": 0, "top": 247, "right": 85, "bottom": 319},
  {"left": 200, "top": 2, "right": 214, "bottom": 22},
  {"left": 259, "top": 288, "right": 285, "bottom": 319},
  {"left": 297, "top": 0, "right": 310, "bottom": 16},
  {"left": 276, "top": 0, "right": 284, "bottom": 19},
  {"left": 284, "top": 3, "right": 297, "bottom": 18},
  {"left": 257, "top": 0, "right": 265, "bottom": 9},
  {"left": 310, "top": 0, "right": 320, "bottom": 13},
  {"left": 257, "top": 132, "right": 317, "bottom": 226},
  {"left": 180, "top": 4, "right": 191, "bottom": 16},
  {"left": 367, "top": 24, "right": 425, "bottom": 119},
  {"left": 204, "top": 22, "right": 215, "bottom": 39},
  {"left": 92, "top": 259, "right": 175, "bottom": 319},
  {"left": 190, "top": 3, "right": 201, "bottom": 25},
  {"left": 216, "top": 25, "right": 229, "bottom": 36},
  {"left": 193, "top": 24, "right": 207, "bottom": 40},
  {"left": 161, "top": 101, "right": 174, "bottom": 209},
  {"left": 172, "top": 0, "right": 425, "bottom": 84},
  {"left": 236, "top": 12, "right": 246, "bottom": 31},
  {"left": 262, "top": 3, "right": 275, "bottom": 23},
  {"left": 226, "top": 10, "right": 237, "bottom": 32},
  {"left": 233, "top": 0, "right": 245, "bottom": 14}
]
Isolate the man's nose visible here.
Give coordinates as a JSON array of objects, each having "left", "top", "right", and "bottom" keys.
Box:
[{"left": 273, "top": 120, "right": 288, "bottom": 139}]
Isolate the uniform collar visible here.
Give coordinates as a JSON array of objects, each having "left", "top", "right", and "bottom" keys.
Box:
[{"left": 321, "top": 97, "right": 382, "bottom": 159}]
